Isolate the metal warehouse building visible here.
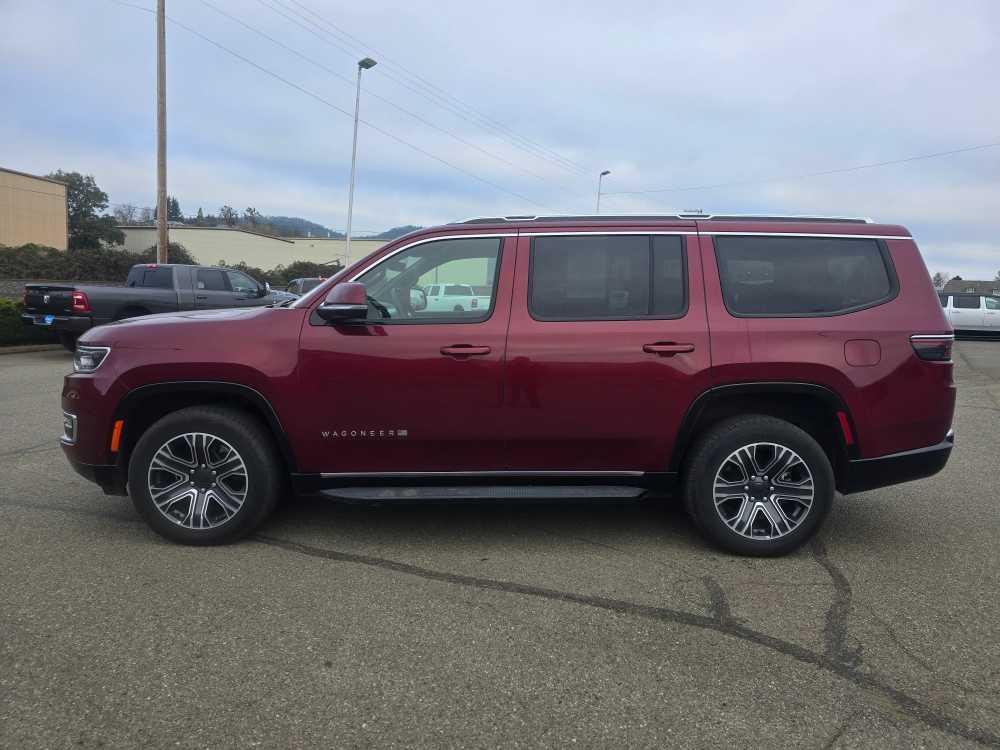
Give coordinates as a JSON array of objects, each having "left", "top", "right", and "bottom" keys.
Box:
[
  {"left": 120, "top": 225, "right": 385, "bottom": 269},
  {"left": 0, "top": 167, "right": 68, "bottom": 250}
]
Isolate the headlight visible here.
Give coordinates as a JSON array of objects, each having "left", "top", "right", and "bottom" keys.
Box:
[{"left": 73, "top": 345, "right": 111, "bottom": 373}]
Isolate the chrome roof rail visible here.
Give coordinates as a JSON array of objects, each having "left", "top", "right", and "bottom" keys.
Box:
[{"left": 452, "top": 213, "right": 874, "bottom": 224}]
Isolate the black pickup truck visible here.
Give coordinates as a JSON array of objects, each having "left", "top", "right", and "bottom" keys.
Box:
[{"left": 22, "top": 264, "right": 273, "bottom": 350}]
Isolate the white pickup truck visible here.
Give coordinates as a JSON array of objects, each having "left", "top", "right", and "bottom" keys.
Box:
[{"left": 422, "top": 283, "right": 492, "bottom": 313}]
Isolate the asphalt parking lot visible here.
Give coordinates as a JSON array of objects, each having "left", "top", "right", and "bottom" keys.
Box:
[{"left": 1, "top": 343, "right": 999, "bottom": 749}]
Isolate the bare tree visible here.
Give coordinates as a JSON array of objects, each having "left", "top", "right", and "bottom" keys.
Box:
[
  {"left": 244, "top": 207, "right": 260, "bottom": 226},
  {"left": 219, "top": 205, "right": 238, "bottom": 226},
  {"left": 138, "top": 206, "right": 154, "bottom": 223},
  {"left": 931, "top": 271, "right": 950, "bottom": 289},
  {"left": 112, "top": 203, "right": 138, "bottom": 225}
]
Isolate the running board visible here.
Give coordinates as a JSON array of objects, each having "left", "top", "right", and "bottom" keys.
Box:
[{"left": 319, "top": 485, "right": 645, "bottom": 502}]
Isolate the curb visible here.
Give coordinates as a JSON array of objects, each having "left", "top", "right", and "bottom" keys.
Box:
[{"left": 0, "top": 344, "right": 64, "bottom": 355}]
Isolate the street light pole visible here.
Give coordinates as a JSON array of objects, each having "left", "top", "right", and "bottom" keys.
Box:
[
  {"left": 595, "top": 170, "right": 610, "bottom": 214},
  {"left": 155, "top": 0, "right": 168, "bottom": 263},
  {"left": 345, "top": 57, "right": 377, "bottom": 261}
]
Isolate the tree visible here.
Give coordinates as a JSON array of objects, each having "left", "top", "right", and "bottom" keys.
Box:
[
  {"left": 995, "top": 269, "right": 1000, "bottom": 281},
  {"left": 112, "top": 203, "right": 138, "bottom": 225},
  {"left": 168, "top": 196, "right": 183, "bottom": 221},
  {"left": 47, "top": 170, "right": 124, "bottom": 248},
  {"left": 244, "top": 207, "right": 260, "bottom": 226},
  {"left": 219, "top": 205, "right": 238, "bottom": 226},
  {"left": 138, "top": 206, "right": 154, "bottom": 223},
  {"left": 195, "top": 207, "right": 205, "bottom": 225},
  {"left": 931, "top": 271, "right": 950, "bottom": 289}
]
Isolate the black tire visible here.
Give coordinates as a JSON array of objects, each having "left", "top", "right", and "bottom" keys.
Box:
[
  {"left": 127, "top": 406, "right": 281, "bottom": 545},
  {"left": 57, "top": 331, "right": 78, "bottom": 352},
  {"left": 683, "top": 415, "right": 834, "bottom": 557}
]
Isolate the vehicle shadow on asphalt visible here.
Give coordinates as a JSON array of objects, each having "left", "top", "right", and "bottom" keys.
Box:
[{"left": 263, "top": 493, "right": 702, "bottom": 550}]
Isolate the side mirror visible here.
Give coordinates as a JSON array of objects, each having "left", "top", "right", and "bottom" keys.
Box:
[
  {"left": 411, "top": 287, "right": 427, "bottom": 311},
  {"left": 317, "top": 282, "right": 368, "bottom": 323},
  {"left": 258, "top": 281, "right": 270, "bottom": 297}
]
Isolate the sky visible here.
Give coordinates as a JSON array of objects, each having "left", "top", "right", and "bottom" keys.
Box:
[{"left": 1, "top": 0, "right": 998, "bottom": 279}]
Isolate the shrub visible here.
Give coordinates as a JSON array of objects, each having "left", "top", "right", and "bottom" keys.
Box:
[
  {"left": 0, "top": 299, "right": 57, "bottom": 347},
  {"left": 0, "top": 243, "right": 194, "bottom": 281}
]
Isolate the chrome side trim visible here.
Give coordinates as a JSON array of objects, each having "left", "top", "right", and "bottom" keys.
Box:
[
  {"left": 704, "top": 231, "right": 911, "bottom": 240},
  {"left": 317, "top": 470, "right": 646, "bottom": 479},
  {"left": 910, "top": 334, "right": 955, "bottom": 340},
  {"left": 347, "top": 233, "right": 516, "bottom": 283}
]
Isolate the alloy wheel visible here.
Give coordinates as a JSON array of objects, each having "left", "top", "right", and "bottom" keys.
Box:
[
  {"left": 712, "top": 442, "right": 815, "bottom": 540},
  {"left": 147, "top": 432, "right": 248, "bottom": 530}
]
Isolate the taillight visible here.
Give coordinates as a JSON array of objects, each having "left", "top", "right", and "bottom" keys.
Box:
[
  {"left": 910, "top": 334, "right": 953, "bottom": 362},
  {"left": 71, "top": 291, "right": 91, "bottom": 314}
]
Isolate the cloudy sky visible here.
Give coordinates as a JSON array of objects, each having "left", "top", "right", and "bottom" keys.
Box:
[{"left": 1, "top": 0, "right": 998, "bottom": 278}]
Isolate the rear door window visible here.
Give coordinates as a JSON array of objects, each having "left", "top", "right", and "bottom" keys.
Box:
[
  {"left": 954, "top": 295, "right": 982, "bottom": 309},
  {"left": 714, "top": 236, "right": 895, "bottom": 316},
  {"left": 129, "top": 267, "right": 173, "bottom": 288},
  {"left": 529, "top": 234, "right": 687, "bottom": 320},
  {"left": 196, "top": 269, "right": 229, "bottom": 291}
]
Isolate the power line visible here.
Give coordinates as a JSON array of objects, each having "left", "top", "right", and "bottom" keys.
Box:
[
  {"left": 282, "top": 0, "right": 593, "bottom": 176},
  {"left": 259, "top": 0, "right": 592, "bottom": 178},
  {"left": 604, "top": 140, "right": 1000, "bottom": 196},
  {"left": 194, "top": 0, "right": 584, "bottom": 200},
  {"left": 109, "top": 0, "right": 555, "bottom": 210}
]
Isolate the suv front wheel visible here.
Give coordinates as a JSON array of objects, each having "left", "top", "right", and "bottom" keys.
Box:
[
  {"left": 128, "top": 406, "right": 281, "bottom": 545},
  {"left": 684, "top": 416, "right": 834, "bottom": 556}
]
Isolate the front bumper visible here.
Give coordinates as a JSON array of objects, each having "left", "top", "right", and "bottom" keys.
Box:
[
  {"left": 22, "top": 313, "right": 93, "bottom": 333},
  {"left": 64, "top": 451, "right": 128, "bottom": 496},
  {"left": 839, "top": 430, "right": 954, "bottom": 494}
]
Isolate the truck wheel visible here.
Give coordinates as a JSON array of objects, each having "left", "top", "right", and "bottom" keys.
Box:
[
  {"left": 683, "top": 416, "right": 833, "bottom": 557},
  {"left": 127, "top": 406, "right": 281, "bottom": 545},
  {"left": 57, "top": 331, "right": 78, "bottom": 352}
]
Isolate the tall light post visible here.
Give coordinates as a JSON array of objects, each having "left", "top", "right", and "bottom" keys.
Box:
[
  {"left": 155, "top": 0, "right": 168, "bottom": 263},
  {"left": 345, "top": 57, "right": 377, "bottom": 260},
  {"left": 595, "top": 170, "right": 610, "bottom": 214}
]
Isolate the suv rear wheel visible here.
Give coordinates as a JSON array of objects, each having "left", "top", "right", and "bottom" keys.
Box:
[
  {"left": 683, "top": 416, "right": 833, "bottom": 556},
  {"left": 127, "top": 406, "right": 281, "bottom": 545}
]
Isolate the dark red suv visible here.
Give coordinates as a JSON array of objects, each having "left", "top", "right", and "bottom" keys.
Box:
[{"left": 61, "top": 214, "right": 955, "bottom": 555}]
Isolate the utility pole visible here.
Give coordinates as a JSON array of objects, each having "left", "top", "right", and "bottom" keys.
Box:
[
  {"left": 345, "top": 57, "right": 377, "bottom": 262},
  {"left": 156, "top": 0, "right": 168, "bottom": 263},
  {"left": 595, "top": 170, "right": 610, "bottom": 214}
]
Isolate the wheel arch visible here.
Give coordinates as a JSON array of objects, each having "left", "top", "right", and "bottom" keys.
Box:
[
  {"left": 670, "top": 382, "right": 858, "bottom": 487},
  {"left": 114, "top": 381, "right": 298, "bottom": 475}
]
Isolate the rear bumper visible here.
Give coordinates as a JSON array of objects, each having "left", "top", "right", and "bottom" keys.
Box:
[
  {"left": 22, "top": 313, "right": 93, "bottom": 333},
  {"left": 839, "top": 430, "right": 954, "bottom": 494}
]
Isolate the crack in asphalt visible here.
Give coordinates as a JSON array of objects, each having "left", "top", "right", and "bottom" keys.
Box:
[
  {"left": 0, "top": 439, "right": 59, "bottom": 460},
  {"left": 810, "top": 538, "right": 863, "bottom": 669},
  {"left": 701, "top": 576, "right": 737, "bottom": 627},
  {"left": 254, "top": 533, "right": 1000, "bottom": 748}
]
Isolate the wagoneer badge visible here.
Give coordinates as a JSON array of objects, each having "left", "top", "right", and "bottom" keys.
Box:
[{"left": 321, "top": 429, "right": 409, "bottom": 439}]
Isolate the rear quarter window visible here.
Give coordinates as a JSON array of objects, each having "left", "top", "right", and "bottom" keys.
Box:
[{"left": 714, "top": 236, "right": 897, "bottom": 317}]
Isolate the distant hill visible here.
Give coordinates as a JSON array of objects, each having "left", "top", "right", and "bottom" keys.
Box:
[
  {"left": 366, "top": 225, "right": 423, "bottom": 240},
  {"left": 266, "top": 216, "right": 343, "bottom": 238}
]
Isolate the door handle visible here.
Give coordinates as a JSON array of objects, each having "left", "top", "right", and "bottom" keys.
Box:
[
  {"left": 440, "top": 345, "right": 491, "bottom": 357},
  {"left": 195, "top": 295, "right": 208, "bottom": 300},
  {"left": 643, "top": 342, "right": 695, "bottom": 356}
]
